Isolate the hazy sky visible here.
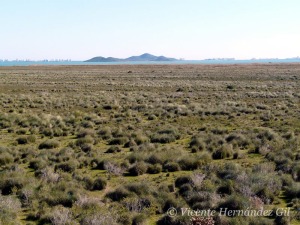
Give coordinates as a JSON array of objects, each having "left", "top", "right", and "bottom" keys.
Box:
[{"left": 1, "top": 0, "right": 300, "bottom": 60}]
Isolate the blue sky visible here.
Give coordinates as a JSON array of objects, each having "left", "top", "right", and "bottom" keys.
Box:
[{"left": 1, "top": 0, "right": 300, "bottom": 60}]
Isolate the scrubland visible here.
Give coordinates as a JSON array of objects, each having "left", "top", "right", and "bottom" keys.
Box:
[{"left": 0, "top": 64, "right": 300, "bottom": 225}]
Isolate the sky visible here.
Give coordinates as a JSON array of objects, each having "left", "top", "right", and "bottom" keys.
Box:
[{"left": 1, "top": 0, "right": 300, "bottom": 60}]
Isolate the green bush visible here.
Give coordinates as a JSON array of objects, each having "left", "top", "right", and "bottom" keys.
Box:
[
  {"left": 106, "top": 146, "right": 121, "bottom": 153},
  {"left": 132, "top": 214, "right": 147, "bottom": 225},
  {"left": 285, "top": 182, "right": 300, "bottom": 198},
  {"left": 0, "top": 194, "right": 22, "bottom": 225},
  {"left": 106, "top": 187, "right": 132, "bottom": 202},
  {"left": 125, "top": 182, "right": 151, "bottom": 196},
  {"left": 16, "top": 136, "right": 28, "bottom": 145},
  {"left": 212, "top": 144, "right": 233, "bottom": 159},
  {"left": 190, "top": 136, "right": 206, "bottom": 152},
  {"left": 29, "top": 159, "right": 47, "bottom": 171},
  {"left": 163, "top": 162, "right": 180, "bottom": 172},
  {"left": 147, "top": 164, "right": 162, "bottom": 174},
  {"left": 55, "top": 161, "right": 77, "bottom": 173},
  {"left": 175, "top": 176, "right": 192, "bottom": 188},
  {"left": 128, "top": 162, "right": 148, "bottom": 176},
  {"left": 39, "top": 139, "right": 59, "bottom": 149},
  {"left": 0, "top": 153, "right": 14, "bottom": 166},
  {"left": 178, "top": 158, "right": 202, "bottom": 170},
  {"left": 109, "top": 137, "right": 129, "bottom": 145},
  {"left": 92, "top": 177, "right": 107, "bottom": 191},
  {"left": 218, "top": 195, "right": 250, "bottom": 211},
  {"left": 151, "top": 128, "right": 180, "bottom": 144},
  {"left": 0, "top": 177, "right": 24, "bottom": 195},
  {"left": 146, "top": 154, "right": 163, "bottom": 165}
]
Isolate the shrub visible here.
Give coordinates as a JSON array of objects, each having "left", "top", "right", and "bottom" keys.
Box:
[
  {"left": 91, "top": 158, "right": 107, "bottom": 170},
  {"left": 0, "top": 153, "right": 14, "bottom": 166},
  {"left": 106, "top": 187, "right": 131, "bottom": 202},
  {"left": 146, "top": 154, "right": 163, "bottom": 165},
  {"left": 150, "top": 128, "right": 180, "bottom": 144},
  {"left": 217, "top": 162, "right": 240, "bottom": 179},
  {"left": 27, "top": 135, "right": 36, "bottom": 143},
  {"left": 163, "top": 198, "right": 178, "bottom": 213},
  {"left": 217, "top": 181, "right": 234, "bottom": 195},
  {"left": 43, "top": 186, "right": 78, "bottom": 207},
  {"left": 39, "top": 139, "right": 59, "bottom": 149},
  {"left": 92, "top": 177, "right": 107, "bottom": 191},
  {"left": 16, "top": 136, "right": 28, "bottom": 145},
  {"left": 76, "top": 135, "right": 94, "bottom": 146},
  {"left": 163, "top": 162, "right": 180, "bottom": 172},
  {"left": 256, "top": 187, "right": 275, "bottom": 204},
  {"left": 97, "top": 127, "right": 112, "bottom": 140},
  {"left": 55, "top": 161, "right": 77, "bottom": 173},
  {"left": 190, "top": 136, "right": 206, "bottom": 152},
  {"left": 49, "top": 205, "right": 72, "bottom": 225},
  {"left": 16, "top": 129, "right": 27, "bottom": 135},
  {"left": 0, "top": 194, "right": 22, "bottom": 224},
  {"left": 147, "top": 164, "right": 162, "bottom": 174},
  {"left": 109, "top": 137, "right": 129, "bottom": 145},
  {"left": 218, "top": 195, "right": 250, "bottom": 211},
  {"left": 175, "top": 176, "right": 192, "bottom": 188},
  {"left": 134, "top": 135, "right": 149, "bottom": 145},
  {"left": 285, "top": 182, "right": 300, "bottom": 198},
  {"left": 80, "top": 143, "right": 93, "bottom": 153},
  {"left": 0, "top": 178, "right": 24, "bottom": 195},
  {"left": 29, "top": 159, "right": 47, "bottom": 171},
  {"left": 212, "top": 144, "right": 233, "bottom": 159},
  {"left": 274, "top": 214, "right": 290, "bottom": 225},
  {"left": 178, "top": 158, "right": 202, "bottom": 170},
  {"left": 125, "top": 182, "right": 151, "bottom": 196},
  {"left": 77, "top": 129, "right": 95, "bottom": 138},
  {"left": 80, "top": 211, "right": 118, "bottom": 225},
  {"left": 105, "top": 146, "right": 121, "bottom": 153},
  {"left": 41, "top": 128, "right": 54, "bottom": 137},
  {"left": 132, "top": 214, "right": 147, "bottom": 225},
  {"left": 128, "top": 162, "right": 148, "bottom": 176}
]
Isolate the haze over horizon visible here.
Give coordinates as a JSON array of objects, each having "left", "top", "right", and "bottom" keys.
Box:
[{"left": 1, "top": 0, "right": 300, "bottom": 61}]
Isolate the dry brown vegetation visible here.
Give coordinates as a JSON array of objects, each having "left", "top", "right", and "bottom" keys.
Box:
[{"left": 0, "top": 64, "right": 300, "bottom": 225}]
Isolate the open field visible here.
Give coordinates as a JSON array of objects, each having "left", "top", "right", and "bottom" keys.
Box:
[{"left": 0, "top": 64, "right": 300, "bottom": 225}]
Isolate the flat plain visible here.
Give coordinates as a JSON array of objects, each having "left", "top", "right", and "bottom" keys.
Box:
[{"left": 0, "top": 64, "right": 300, "bottom": 225}]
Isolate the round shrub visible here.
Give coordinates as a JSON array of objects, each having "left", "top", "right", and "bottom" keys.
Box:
[
  {"left": 212, "top": 144, "right": 233, "bottom": 159},
  {"left": 125, "top": 182, "right": 151, "bottom": 196},
  {"left": 16, "top": 137, "right": 28, "bottom": 145},
  {"left": 190, "top": 136, "right": 206, "bottom": 152},
  {"left": 55, "top": 161, "right": 77, "bottom": 173},
  {"left": 128, "top": 162, "right": 148, "bottom": 176},
  {"left": 163, "top": 162, "right": 180, "bottom": 172},
  {"left": 256, "top": 187, "right": 275, "bottom": 204},
  {"left": 178, "top": 158, "right": 202, "bottom": 170},
  {"left": 106, "top": 187, "right": 131, "bottom": 202},
  {"left": 39, "top": 139, "right": 59, "bottom": 149},
  {"left": 146, "top": 154, "right": 163, "bottom": 165},
  {"left": 92, "top": 177, "right": 107, "bottom": 191},
  {"left": 218, "top": 195, "right": 250, "bottom": 211},
  {"left": 147, "top": 164, "right": 162, "bottom": 174},
  {"left": 29, "top": 159, "right": 47, "bottom": 171},
  {"left": 105, "top": 146, "right": 121, "bottom": 153},
  {"left": 132, "top": 214, "right": 147, "bottom": 225},
  {"left": 109, "top": 137, "right": 129, "bottom": 145},
  {"left": 163, "top": 198, "right": 178, "bottom": 213},
  {"left": 175, "top": 176, "right": 192, "bottom": 188},
  {"left": 151, "top": 128, "right": 180, "bottom": 144},
  {"left": 0, "top": 153, "right": 14, "bottom": 166}
]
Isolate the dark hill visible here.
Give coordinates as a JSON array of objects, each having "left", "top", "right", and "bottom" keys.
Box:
[{"left": 85, "top": 53, "right": 177, "bottom": 62}]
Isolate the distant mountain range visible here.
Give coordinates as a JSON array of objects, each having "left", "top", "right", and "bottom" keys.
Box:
[{"left": 85, "top": 53, "right": 178, "bottom": 62}]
